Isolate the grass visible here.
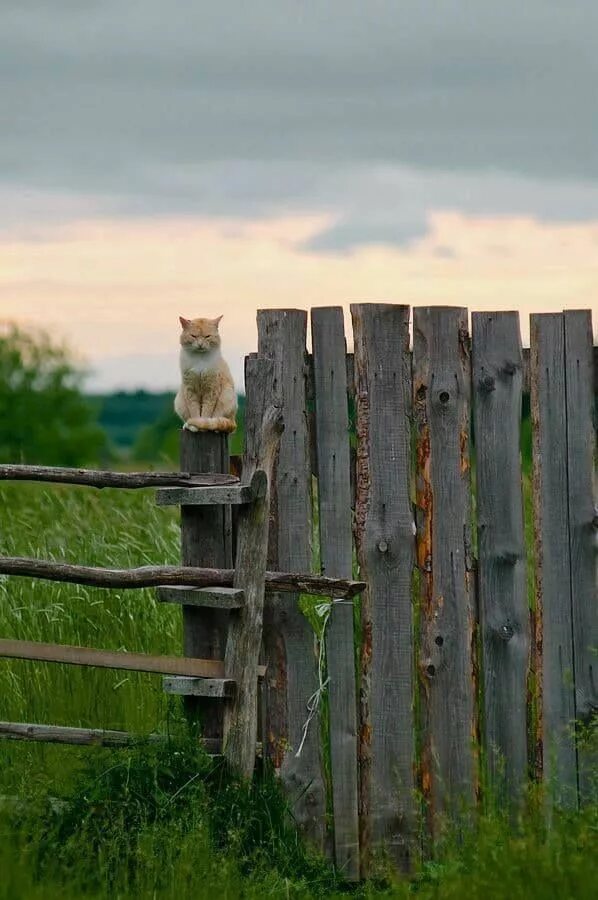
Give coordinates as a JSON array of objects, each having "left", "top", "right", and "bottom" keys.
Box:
[{"left": 0, "top": 482, "right": 596, "bottom": 898}]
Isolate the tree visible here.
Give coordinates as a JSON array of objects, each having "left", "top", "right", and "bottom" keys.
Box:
[{"left": 0, "top": 325, "right": 107, "bottom": 465}]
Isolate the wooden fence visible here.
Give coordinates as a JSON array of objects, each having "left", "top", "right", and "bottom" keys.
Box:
[
  {"left": 253, "top": 306, "right": 596, "bottom": 879},
  {"left": 0, "top": 305, "right": 595, "bottom": 882}
]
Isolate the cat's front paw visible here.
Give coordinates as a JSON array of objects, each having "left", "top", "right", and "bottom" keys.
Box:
[{"left": 183, "top": 421, "right": 199, "bottom": 433}]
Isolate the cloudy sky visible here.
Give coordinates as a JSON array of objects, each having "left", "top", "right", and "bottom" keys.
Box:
[{"left": 1, "top": 1, "right": 597, "bottom": 390}]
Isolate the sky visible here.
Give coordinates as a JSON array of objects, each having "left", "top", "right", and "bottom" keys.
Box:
[{"left": 1, "top": 1, "right": 597, "bottom": 391}]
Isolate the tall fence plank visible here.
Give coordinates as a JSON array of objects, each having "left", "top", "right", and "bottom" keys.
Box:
[
  {"left": 563, "top": 310, "right": 597, "bottom": 802},
  {"left": 180, "top": 431, "right": 232, "bottom": 738},
  {"left": 472, "top": 312, "right": 529, "bottom": 804},
  {"left": 311, "top": 307, "right": 360, "bottom": 879},
  {"left": 530, "top": 313, "right": 577, "bottom": 806},
  {"left": 351, "top": 303, "right": 415, "bottom": 871},
  {"left": 413, "top": 306, "right": 477, "bottom": 830},
  {"left": 257, "top": 309, "right": 327, "bottom": 849}
]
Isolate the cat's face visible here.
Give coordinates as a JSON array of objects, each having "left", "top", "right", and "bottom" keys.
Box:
[{"left": 179, "top": 316, "right": 222, "bottom": 352}]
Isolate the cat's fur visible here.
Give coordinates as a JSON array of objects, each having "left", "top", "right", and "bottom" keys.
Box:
[{"left": 174, "top": 316, "right": 237, "bottom": 433}]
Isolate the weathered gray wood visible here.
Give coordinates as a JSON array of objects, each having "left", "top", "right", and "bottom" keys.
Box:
[
  {"left": 0, "top": 722, "right": 166, "bottom": 747},
  {"left": 155, "top": 477, "right": 261, "bottom": 506},
  {"left": 522, "top": 345, "right": 598, "bottom": 394},
  {"left": 179, "top": 430, "right": 232, "bottom": 737},
  {"left": 530, "top": 313, "right": 578, "bottom": 806},
  {"left": 223, "top": 357, "right": 284, "bottom": 777},
  {"left": 163, "top": 677, "right": 236, "bottom": 698},
  {"left": 0, "top": 637, "right": 266, "bottom": 678},
  {"left": 0, "top": 465, "right": 237, "bottom": 489},
  {"left": 0, "top": 721, "right": 222, "bottom": 754},
  {"left": 312, "top": 306, "right": 360, "bottom": 879},
  {"left": 157, "top": 586, "right": 245, "bottom": 609},
  {"left": 258, "top": 309, "right": 327, "bottom": 849},
  {"left": 0, "top": 557, "right": 363, "bottom": 597},
  {"left": 413, "top": 306, "right": 477, "bottom": 830},
  {"left": 563, "top": 310, "right": 597, "bottom": 802},
  {"left": 472, "top": 311, "right": 529, "bottom": 805},
  {"left": 351, "top": 303, "right": 416, "bottom": 871}
]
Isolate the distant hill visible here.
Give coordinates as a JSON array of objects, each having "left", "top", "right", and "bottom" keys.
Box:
[
  {"left": 88, "top": 390, "right": 245, "bottom": 462},
  {"left": 89, "top": 391, "right": 175, "bottom": 455}
]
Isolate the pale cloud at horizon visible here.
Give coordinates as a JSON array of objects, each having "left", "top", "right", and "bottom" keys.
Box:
[{"left": 2, "top": 210, "right": 596, "bottom": 392}]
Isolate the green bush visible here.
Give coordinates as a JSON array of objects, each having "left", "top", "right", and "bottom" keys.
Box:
[{"left": 0, "top": 326, "right": 106, "bottom": 465}]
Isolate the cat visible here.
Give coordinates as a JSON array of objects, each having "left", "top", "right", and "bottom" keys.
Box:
[{"left": 174, "top": 315, "right": 237, "bottom": 433}]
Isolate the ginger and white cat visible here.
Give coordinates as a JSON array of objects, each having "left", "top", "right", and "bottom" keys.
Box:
[{"left": 174, "top": 315, "right": 237, "bottom": 433}]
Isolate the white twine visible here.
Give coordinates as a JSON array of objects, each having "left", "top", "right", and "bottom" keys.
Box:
[{"left": 294, "top": 597, "right": 351, "bottom": 758}]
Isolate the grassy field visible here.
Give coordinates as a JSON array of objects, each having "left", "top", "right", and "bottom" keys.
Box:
[{"left": 0, "top": 482, "right": 596, "bottom": 898}]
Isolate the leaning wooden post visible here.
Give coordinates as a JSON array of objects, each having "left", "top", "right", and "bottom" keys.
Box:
[
  {"left": 180, "top": 430, "right": 232, "bottom": 737},
  {"left": 223, "top": 357, "right": 283, "bottom": 776}
]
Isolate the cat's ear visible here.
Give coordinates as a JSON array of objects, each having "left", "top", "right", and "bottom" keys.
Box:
[
  {"left": 213, "top": 315, "right": 223, "bottom": 327},
  {"left": 179, "top": 316, "right": 191, "bottom": 329}
]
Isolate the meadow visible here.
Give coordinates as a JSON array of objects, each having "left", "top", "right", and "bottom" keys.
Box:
[{"left": 0, "top": 481, "right": 596, "bottom": 898}]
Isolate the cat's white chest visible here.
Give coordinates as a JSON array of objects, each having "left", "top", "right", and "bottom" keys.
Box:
[{"left": 180, "top": 348, "right": 220, "bottom": 377}]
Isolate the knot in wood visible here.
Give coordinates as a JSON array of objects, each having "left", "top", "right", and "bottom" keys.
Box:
[
  {"left": 377, "top": 540, "right": 389, "bottom": 553},
  {"left": 479, "top": 374, "right": 495, "bottom": 394},
  {"left": 498, "top": 623, "right": 514, "bottom": 642}
]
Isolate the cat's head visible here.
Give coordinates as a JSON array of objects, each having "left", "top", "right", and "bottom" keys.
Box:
[{"left": 179, "top": 316, "right": 222, "bottom": 352}]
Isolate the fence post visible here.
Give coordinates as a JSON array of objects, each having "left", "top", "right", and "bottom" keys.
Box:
[
  {"left": 351, "top": 303, "right": 416, "bottom": 871},
  {"left": 180, "top": 431, "right": 232, "bottom": 737},
  {"left": 311, "top": 307, "right": 360, "bottom": 880},
  {"left": 257, "top": 309, "right": 327, "bottom": 849},
  {"left": 413, "top": 306, "right": 477, "bottom": 834},
  {"left": 563, "top": 310, "right": 597, "bottom": 802},
  {"left": 472, "top": 311, "right": 529, "bottom": 806},
  {"left": 530, "top": 313, "right": 578, "bottom": 806}
]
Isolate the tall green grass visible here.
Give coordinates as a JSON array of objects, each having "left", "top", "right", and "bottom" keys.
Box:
[{"left": 0, "top": 483, "right": 596, "bottom": 898}]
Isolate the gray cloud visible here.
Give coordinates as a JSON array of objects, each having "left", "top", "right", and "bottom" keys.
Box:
[{"left": 1, "top": 1, "right": 597, "bottom": 248}]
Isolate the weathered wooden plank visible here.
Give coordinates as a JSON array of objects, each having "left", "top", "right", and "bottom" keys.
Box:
[
  {"left": 258, "top": 309, "right": 327, "bottom": 849},
  {"left": 472, "top": 311, "right": 529, "bottom": 805},
  {"left": 155, "top": 478, "right": 260, "bottom": 506},
  {"left": 563, "top": 310, "right": 597, "bottom": 802},
  {"left": 179, "top": 429, "right": 232, "bottom": 737},
  {"left": 351, "top": 303, "right": 416, "bottom": 871},
  {"left": 0, "top": 722, "right": 166, "bottom": 747},
  {"left": 0, "top": 465, "right": 237, "bottom": 489},
  {"left": 522, "top": 345, "right": 598, "bottom": 394},
  {"left": 0, "top": 721, "right": 222, "bottom": 754},
  {"left": 413, "top": 306, "right": 477, "bottom": 829},
  {"left": 530, "top": 313, "right": 578, "bottom": 806},
  {"left": 223, "top": 357, "right": 283, "bottom": 777},
  {"left": 0, "top": 557, "right": 364, "bottom": 597},
  {"left": 0, "top": 637, "right": 250, "bottom": 678},
  {"left": 163, "top": 677, "right": 237, "bottom": 698},
  {"left": 157, "top": 586, "right": 245, "bottom": 609},
  {"left": 312, "top": 307, "right": 360, "bottom": 880}
]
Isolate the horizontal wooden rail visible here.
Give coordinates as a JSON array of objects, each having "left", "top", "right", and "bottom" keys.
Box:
[
  {"left": 0, "top": 464, "right": 238, "bottom": 489},
  {"left": 155, "top": 469, "right": 266, "bottom": 507},
  {"left": 0, "top": 721, "right": 222, "bottom": 754},
  {"left": 0, "top": 557, "right": 365, "bottom": 598},
  {"left": 157, "top": 586, "right": 245, "bottom": 609},
  {"left": 0, "top": 637, "right": 267, "bottom": 678}
]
